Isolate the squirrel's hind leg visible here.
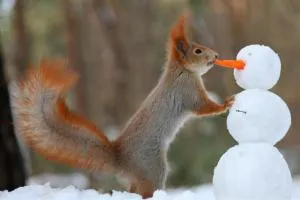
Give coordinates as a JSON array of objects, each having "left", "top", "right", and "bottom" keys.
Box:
[
  {"left": 129, "top": 178, "right": 154, "bottom": 199},
  {"left": 129, "top": 159, "right": 167, "bottom": 198}
]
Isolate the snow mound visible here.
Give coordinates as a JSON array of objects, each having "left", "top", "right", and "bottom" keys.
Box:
[
  {"left": 28, "top": 173, "right": 89, "bottom": 189},
  {"left": 0, "top": 184, "right": 201, "bottom": 200},
  {"left": 213, "top": 143, "right": 292, "bottom": 200},
  {"left": 1, "top": 180, "right": 300, "bottom": 200}
]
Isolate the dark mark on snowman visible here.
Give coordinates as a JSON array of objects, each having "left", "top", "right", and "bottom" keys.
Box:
[{"left": 236, "top": 109, "right": 247, "bottom": 114}]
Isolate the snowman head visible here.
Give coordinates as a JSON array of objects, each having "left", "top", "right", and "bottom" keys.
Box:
[
  {"left": 234, "top": 45, "right": 281, "bottom": 90},
  {"left": 215, "top": 44, "right": 281, "bottom": 89}
]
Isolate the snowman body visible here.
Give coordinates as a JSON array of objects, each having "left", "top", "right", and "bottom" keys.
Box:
[{"left": 213, "top": 45, "right": 292, "bottom": 200}]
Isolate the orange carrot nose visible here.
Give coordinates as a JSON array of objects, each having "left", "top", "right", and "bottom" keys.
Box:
[{"left": 214, "top": 59, "right": 246, "bottom": 70}]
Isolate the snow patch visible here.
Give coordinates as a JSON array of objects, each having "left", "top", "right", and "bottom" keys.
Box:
[{"left": 1, "top": 181, "right": 299, "bottom": 200}]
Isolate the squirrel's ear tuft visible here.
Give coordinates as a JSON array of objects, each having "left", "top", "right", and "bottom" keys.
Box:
[{"left": 169, "top": 14, "right": 190, "bottom": 63}]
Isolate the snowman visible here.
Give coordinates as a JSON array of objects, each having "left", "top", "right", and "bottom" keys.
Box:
[{"left": 213, "top": 45, "right": 292, "bottom": 200}]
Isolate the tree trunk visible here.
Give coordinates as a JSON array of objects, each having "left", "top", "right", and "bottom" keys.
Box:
[
  {"left": 11, "top": 0, "right": 29, "bottom": 79},
  {"left": 92, "top": 0, "right": 131, "bottom": 126},
  {"left": 0, "top": 37, "right": 26, "bottom": 191},
  {"left": 61, "top": 0, "right": 87, "bottom": 115}
]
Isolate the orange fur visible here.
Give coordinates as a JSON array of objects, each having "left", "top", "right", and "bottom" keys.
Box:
[
  {"left": 12, "top": 59, "right": 116, "bottom": 172},
  {"left": 195, "top": 95, "right": 234, "bottom": 116},
  {"left": 56, "top": 98, "right": 111, "bottom": 146},
  {"left": 28, "top": 59, "right": 110, "bottom": 145},
  {"left": 23, "top": 134, "right": 103, "bottom": 171},
  {"left": 38, "top": 59, "right": 79, "bottom": 92},
  {"left": 169, "top": 14, "right": 190, "bottom": 65}
]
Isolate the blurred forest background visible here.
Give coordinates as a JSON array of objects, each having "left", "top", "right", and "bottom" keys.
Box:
[{"left": 0, "top": 0, "right": 300, "bottom": 192}]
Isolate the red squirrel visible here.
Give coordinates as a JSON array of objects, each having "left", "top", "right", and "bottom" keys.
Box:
[{"left": 11, "top": 14, "right": 234, "bottom": 198}]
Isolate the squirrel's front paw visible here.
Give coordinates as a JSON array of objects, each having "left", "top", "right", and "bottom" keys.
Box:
[{"left": 224, "top": 95, "right": 235, "bottom": 109}]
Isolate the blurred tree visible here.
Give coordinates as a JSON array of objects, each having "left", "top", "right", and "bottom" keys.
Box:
[
  {"left": 80, "top": 0, "right": 115, "bottom": 127},
  {"left": 0, "top": 35, "right": 26, "bottom": 191},
  {"left": 61, "top": 0, "right": 87, "bottom": 115},
  {"left": 92, "top": 0, "right": 131, "bottom": 126},
  {"left": 11, "top": 0, "right": 29, "bottom": 78},
  {"left": 26, "top": 0, "right": 65, "bottom": 60}
]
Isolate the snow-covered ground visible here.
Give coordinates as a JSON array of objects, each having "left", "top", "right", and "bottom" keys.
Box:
[
  {"left": 0, "top": 179, "right": 299, "bottom": 200},
  {"left": 28, "top": 173, "right": 89, "bottom": 190}
]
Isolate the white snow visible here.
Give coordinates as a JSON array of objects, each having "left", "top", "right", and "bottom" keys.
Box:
[
  {"left": 1, "top": 180, "right": 300, "bottom": 200},
  {"left": 234, "top": 44, "right": 281, "bottom": 90},
  {"left": 213, "top": 143, "right": 292, "bottom": 200},
  {"left": 226, "top": 89, "right": 291, "bottom": 144},
  {"left": 28, "top": 172, "right": 89, "bottom": 189}
]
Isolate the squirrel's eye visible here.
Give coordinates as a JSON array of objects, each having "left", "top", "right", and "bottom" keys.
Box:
[{"left": 194, "top": 48, "right": 202, "bottom": 55}]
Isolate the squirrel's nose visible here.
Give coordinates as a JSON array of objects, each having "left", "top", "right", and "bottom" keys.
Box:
[{"left": 214, "top": 53, "right": 219, "bottom": 59}]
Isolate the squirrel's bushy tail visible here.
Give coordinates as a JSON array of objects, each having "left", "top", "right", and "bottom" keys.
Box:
[{"left": 11, "top": 60, "right": 116, "bottom": 171}]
